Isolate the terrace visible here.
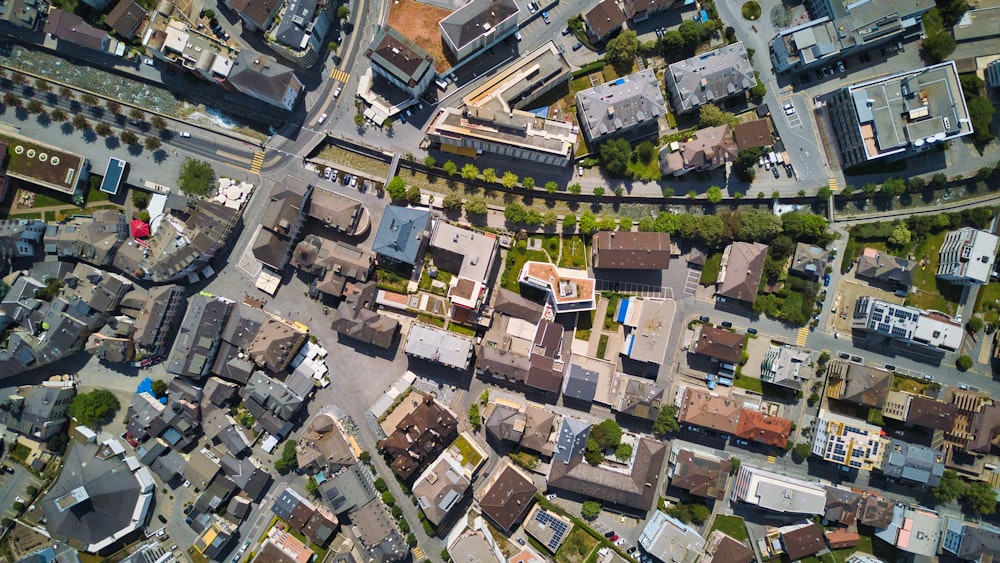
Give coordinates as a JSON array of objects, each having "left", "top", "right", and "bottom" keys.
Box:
[{"left": 2, "top": 133, "right": 85, "bottom": 196}]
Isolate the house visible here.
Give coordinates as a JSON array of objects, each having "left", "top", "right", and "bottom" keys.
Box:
[
  {"left": 115, "top": 284, "right": 185, "bottom": 358},
  {"left": 330, "top": 281, "right": 399, "bottom": 349},
  {"left": 166, "top": 294, "right": 233, "bottom": 378},
  {"left": 476, "top": 460, "right": 537, "bottom": 532},
  {"left": 623, "top": 0, "right": 674, "bottom": 22},
  {"left": 439, "top": 0, "right": 520, "bottom": 60},
  {"left": 874, "top": 506, "right": 943, "bottom": 557},
  {"left": 576, "top": 69, "right": 666, "bottom": 144},
  {"left": 825, "top": 360, "right": 892, "bottom": 408},
  {"left": 759, "top": 345, "right": 811, "bottom": 390},
  {"left": 352, "top": 500, "right": 407, "bottom": 562},
  {"left": 701, "top": 530, "right": 755, "bottom": 563},
  {"left": 732, "top": 119, "right": 771, "bottom": 150},
  {"left": 189, "top": 511, "right": 237, "bottom": 560},
  {"left": 525, "top": 319, "right": 567, "bottom": 394},
  {"left": 824, "top": 486, "right": 861, "bottom": 526},
  {"left": 242, "top": 371, "right": 308, "bottom": 439},
  {"left": 518, "top": 262, "right": 596, "bottom": 313},
  {"left": 880, "top": 438, "right": 945, "bottom": 486},
  {"left": 306, "top": 186, "right": 370, "bottom": 236},
  {"left": 105, "top": 0, "right": 146, "bottom": 40},
  {"left": 372, "top": 206, "right": 431, "bottom": 266},
  {"left": 405, "top": 323, "right": 475, "bottom": 371},
  {"left": 938, "top": 227, "right": 1000, "bottom": 285},
  {"left": 547, "top": 437, "right": 667, "bottom": 514},
  {"left": 412, "top": 451, "right": 471, "bottom": 527},
  {"left": 943, "top": 520, "right": 1000, "bottom": 562},
  {"left": 563, "top": 362, "right": 600, "bottom": 403},
  {"left": 592, "top": 231, "right": 670, "bottom": 270},
  {"left": 665, "top": 42, "right": 755, "bottom": 113},
  {"left": 485, "top": 403, "right": 526, "bottom": 445},
  {"left": 855, "top": 249, "right": 913, "bottom": 292},
  {"left": 668, "top": 447, "right": 731, "bottom": 500},
  {"left": 268, "top": 0, "right": 335, "bottom": 68},
  {"left": 524, "top": 504, "right": 573, "bottom": 553},
  {"left": 0, "top": 380, "right": 76, "bottom": 441},
  {"left": 735, "top": 409, "right": 792, "bottom": 448},
  {"left": 553, "top": 416, "right": 591, "bottom": 464},
  {"left": 45, "top": 9, "right": 117, "bottom": 53},
  {"left": 583, "top": 0, "right": 626, "bottom": 42},
  {"left": 252, "top": 176, "right": 311, "bottom": 270},
  {"left": 780, "top": 522, "right": 826, "bottom": 561},
  {"left": 228, "top": 53, "right": 304, "bottom": 111},
  {"left": 609, "top": 373, "right": 664, "bottom": 421},
  {"left": 378, "top": 395, "right": 458, "bottom": 481},
  {"left": 694, "top": 326, "right": 744, "bottom": 364},
  {"left": 269, "top": 486, "right": 340, "bottom": 547},
  {"left": 730, "top": 465, "right": 826, "bottom": 514},
  {"left": 367, "top": 25, "right": 436, "bottom": 98},
  {"left": 296, "top": 413, "right": 354, "bottom": 476},
  {"left": 245, "top": 313, "right": 308, "bottom": 373},
  {"left": 294, "top": 238, "right": 374, "bottom": 300},
  {"left": 638, "top": 511, "right": 705, "bottom": 563},
  {"left": 904, "top": 395, "right": 958, "bottom": 431},
  {"left": 660, "top": 125, "right": 738, "bottom": 176},
  {"left": 43, "top": 209, "right": 125, "bottom": 267},
  {"left": 41, "top": 439, "right": 154, "bottom": 553},
  {"left": 811, "top": 410, "right": 888, "bottom": 471},
  {"left": 851, "top": 296, "right": 962, "bottom": 354},
  {"left": 790, "top": 243, "right": 829, "bottom": 280},
  {"left": 318, "top": 463, "right": 376, "bottom": 514},
  {"left": 825, "top": 529, "right": 861, "bottom": 550},
  {"left": 450, "top": 528, "right": 505, "bottom": 563},
  {"left": 522, "top": 404, "right": 557, "bottom": 455},
  {"left": 857, "top": 494, "right": 894, "bottom": 528},
  {"left": 429, "top": 222, "right": 498, "bottom": 312},
  {"left": 717, "top": 242, "right": 767, "bottom": 304},
  {"left": 677, "top": 387, "right": 742, "bottom": 435},
  {"left": 226, "top": 0, "right": 280, "bottom": 31},
  {"left": 259, "top": 525, "right": 313, "bottom": 563}
]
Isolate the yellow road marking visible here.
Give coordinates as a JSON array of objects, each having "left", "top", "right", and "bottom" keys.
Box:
[
  {"left": 249, "top": 152, "right": 265, "bottom": 175},
  {"left": 329, "top": 68, "right": 349, "bottom": 82},
  {"left": 795, "top": 327, "right": 809, "bottom": 346}
]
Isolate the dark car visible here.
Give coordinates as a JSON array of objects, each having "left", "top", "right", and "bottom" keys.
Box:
[
  {"left": 699, "top": 315, "right": 710, "bottom": 323},
  {"left": 572, "top": 42, "right": 582, "bottom": 51},
  {"left": 772, "top": 166, "right": 780, "bottom": 178},
  {"left": 824, "top": 273, "right": 831, "bottom": 286},
  {"left": 884, "top": 364, "right": 896, "bottom": 371},
  {"left": 785, "top": 165, "right": 794, "bottom": 178},
  {"left": 604, "top": 530, "right": 616, "bottom": 539},
  {"left": 721, "top": 321, "right": 733, "bottom": 328},
  {"left": 158, "top": 514, "right": 167, "bottom": 523},
  {"left": 747, "top": 327, "right": 758, "bottom": 335},
  {"left": 562, "top": 27, "right": 572, "bottom": 35}
]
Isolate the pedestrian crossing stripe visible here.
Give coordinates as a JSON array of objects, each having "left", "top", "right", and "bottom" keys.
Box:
[
  {"left": 249, "top": 152, "right": 264, "bottom": 175},
  {"left": 795, "top": 327, "right": 809, "bottom": 346},
  {"left": 829, "top": 177, "right": 838, "bottom": 192},
  {"left": 767, "top": 456, "right": 777, "bottom": 464},
  {"left": 330, "top": 68, "right": 349, "bottom": 82},
  {"left": 411, "top": 547, "right": 425, "bottom": 559}
]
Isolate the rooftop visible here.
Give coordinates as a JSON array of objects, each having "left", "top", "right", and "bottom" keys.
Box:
[
  {"left": 439, "top": 0, "right": 520, "bottom": 53},
  {"left": 666, "top": 42, "right": 755, "bottom": 112},
  {"left": 718, "top": 242, "right": 767, "bottom": 302},
  {"left": 576, "top": 69, "right": 666, "bottom": 142},
  {"left": 518, "top": 262, "right": 595, "bottom": 313},
  {"left": 547, "top": 436, "right": 666, "bottom": 513},
  {"left": 372, "top": 206, "right": 431, "bottom": 265},
  {"left": 693, "top": 326, "right": 744, "bottom": 364},
  {"left": 477, "top": 460, "right": 537, "bottom": 532},
  {"left": 412, "top": 451, "right": 470, "bottom": 526},
  {"left": 730, "top": 465, "right": 826, "bottom": 514},
  {"left": 405, "top": 322, "right": 474, "bottom": 371},
  {"left": 592, "top": 231, "right": 670, "bottom": 270},
  {"left": 584, "top": 0, "right": 626, "bottom": 40},
  {"left": 637, "top": 510, "right": 705, "bottom": 563},
  {"left": 677, "top": 387, "right": 742, "bottom": 434},
  {"left": 367, "top": 25, "right": 435, "bottom": 88}
]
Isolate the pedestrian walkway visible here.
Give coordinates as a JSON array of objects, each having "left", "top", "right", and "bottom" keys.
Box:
[
  {"left": 411, "top": 547, "right": 425, "bottom": 559},
  {"left": 330, "top": 68, "right": 350, "bottom": 83},
  {"left": 795, "top": 326, "right": 809, "bottom": 346},
  {"left": 249, "top": 152, "right": 265, "bottom": 175}
]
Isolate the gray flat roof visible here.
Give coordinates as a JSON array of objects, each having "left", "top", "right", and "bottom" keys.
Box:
[
  {"left": 405, "top": 322, "right": 475, "bottom": 370},
  {"left": 576, "top": 69, "right": 666, "bottom": 141}
]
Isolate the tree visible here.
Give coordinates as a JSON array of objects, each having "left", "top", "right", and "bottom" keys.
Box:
[
  {"left": 522, "top": 177, "right": 535, "bottom": 190},
  {"left": 423, "top": 156, "right": 436, "bottom": 168},
  {"left": 51, "top": 108, "right": 67, "bottom": 122},
  {"left": 59, "top": 86, "right": 75, "bottom": 101},
  {"left": 881, "top": 177, "right": 906, "bottom": 197},
  {"left": 406, "top": 185, "right": 422, "bottom": 204},
  {"left": 354, "top": 113, "right": 365, "bottom": 127},
  {"left": 963, "top": 481, "right": 997, "bottom": 515},
  {"left": 151, "top": 379, "right": 167, "bottom": 398},
  {"left": 736, "top": 209, "right": 782, "bottom": 242},
  {"left": 957, "top": 355, "right": 974, "bottom": 371},
  {"left": 504, "top": 202, "right": 527, "bottom": 224},
  {"left": 590, "top": 419, "right": 622, "bottom": 449},
  {"left": 688, "top": 504, "right": 710, "bottom": 524},
  {"left": 542, "top": 212, "right": 558, "bottom": 227},
  {"left": 750, "top": 71, "right": 766, "bottom": 97},
  {"left": 34, "top": 77, "right": 50, "bottom": 92},
  {"left": 734, "top": 148, "right": 762, "bottom": 182},
  {"left": 106, "top": 100, "right": 122, "bottom": 115},
  {"left": 614, "top": 443, "right": 633, "bottom": 461},
  {"left": 465, "top": 196, "right": 488, "bottom": 215},
  {"left": 791, "top": 442, "right": 811, "bottom": 463},
  {"left": 482, "top": 168, "right": 497, "bottom": 183},
  {"left": 381, "top": 491, "right": 396, "bottom": 506},
  {"left": 961, "top": 74, "right": 985, "bottom": 100},
  {"left": 2, "top": 92, "right": 19, "bottom": 107},
  {"left": 969, "top": 96, "right": 996, "bottom": 145},
  {"left": 442, "top": 194, "right": 463, "bottom": 212},
  {"left": 68, "top": 389, "right": 120, "bottom": 429},
  {"left": 729, "top": 457, "right": 741, "bottom": 475},
  {"left": 599, "top": 138, "right": 632, "bottom": 177},
  {"left": 306, "top": 477, "right": 320, "bottom": 498},
  {"left": 933, "top": 470, "right": 965, "bottom": 504},
  {"left": 501, "top": 171, "right": 518, "bottom": 189},
  {"left": 525, "top": 210, "right": 542, "bottom": 226},
  {"left": 95, "top": 122, "right": 113, "bottom": 137},
  {"left": 374, "top": 477, "right": 388, "bottom": 493},
  {"left": 579, "top": 211, "right": 598, "bottom": 235},
  {"left": 150, "top": 115, "right": 167, "bottom": 130},
  {"left": 652, "top": 405, "right": 679, "bottom": 435},
  {"left": 967, "top": 317, "right": 985, "bottom": 333},
  {"left": 384, "top": 176, "right": 406, "bottom": 201},
  {"left": 461, "top": 164, "right": 479, "bottom": 181},
  {"left": 274, "top": 441, "right": 298, "bottom": 472},
  {"left": 706, "top": 186, "right": 723, "bottom": 203},
  {"left": 888, "top": 224, "right": 912, "bottom": 248},
  {"left": 359, "top": 450, "right": 371, "bottom": 464},
  {"left": 569, "top": 183, "right": 582, "bottom": 195},
  {"left": 72, "top": 114, "right": 89, "bottom": 130},
  {"left": 581, "top": 500, "right": 602, "bottom": 520},
  {"left": 563, "top": 213, "right": 577, "bottom": 232},
  {"left": 937, "top": 0, "right": 971, "bottom": 27},
  {"left": 328, "top": 41, "right": 339, "bottom": 51},
  {"left": 178, "top": 158, "right": 215, "bottom": 196},
  {"left": 606, "top": 29, "right": 639, "bottom": 75},
  {"left": 337, "top": 5, "right": 351, "bottom": 19},
  {"left": 923, "top": 32, "right": 956, "bottom": 62},
  {"left": 119, "top": 130, "right": 139, "bottom": 145},
  {"left": 468, "top": 404, "right": 481, "bottom": 429},
  {"left": 636, "top": 140, "right": 656, "bottom": 163},
  {"left": 129, "top": 108, "right": 144, "bottom": 121},
  {"left": 593, "top": 186, "right": 605, "bottom": 197},
  {"left": 619, "top": 217, "right": 633, "bottom": 230},
  {"left": 699, "top": 104, "right": 736, "bottom": 128},
  {"left": 144, "top": 136, "right": 162, "bottom": 151},
  {"left": 25, "top": 485, "right": 36, "bottom": 497},
  {"left": 817, "top": 185, "right": 833, "bottom": 199},
  {"left": 26, "top": 100, "right": 43, "bottom": 114},
  {"left": 443, "top": 160, "right": 457, "bottom": 176}
]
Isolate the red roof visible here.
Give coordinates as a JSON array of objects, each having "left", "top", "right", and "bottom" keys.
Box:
[{"left": 735, "top": 408, "right": 791, "bottom": 448}]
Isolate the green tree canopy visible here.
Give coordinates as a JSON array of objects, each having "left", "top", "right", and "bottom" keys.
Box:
[
  {"left": 443, "top": 160, "right": 458, "bottom": 176},
  {"left": 178, "top": 158, "right": 215, "bottom": 197},
  {"left": 933, "top": 470, "right": 965, "bottom": 504},
  {"left": 461, "top": 164, "right": 479, "bottom": 181},
  {"left": 386, "top": 176, "right": 407, "bottom": 201},
  {"left": 599, "top": 138, "right": 632, "bottom": 178},
  {"left": 699, "top": 104, "right": 737, "bottom": 128},
  {"left": 888, "top": 224, "right": 912, "bottom": 248},
  {"left": 590, "top": 419, "right": 622, "bottom": 449},
  {"left": 581, "top": 500, "right": 602, "bottom": 519},
  {"left": 652, "top": 405, "right": 679, "bottom": 435},
  {"left": 606, "top": 29, "right": 639, "bottom": 75},
  {"left": 923, "top": 32, "right": 956, "bottom": 62},
  {"left": 706, "top": 186, "right": 723, "bottom": 203},
  {"left": 68, "top": 389, "right": 120, "bottom": 429},
  {"left": 501, "top": 171, "right": 519, "bottom": 188},
  {"left": 504, "top": 202, "right": 527, "bottom": 224},
  {"left": 442, "top": 194, "right": 463, "bottom": 212},
  {"left": 465, "top": 196, "right": 488, "bottom": 215},
  {"left": 151, "top": 380, "right": 167, "bottom": 398},
  {"left": 579, "top": 211, "right": 598, "bottom": 235},
  {"left": 969, "top": 96, "right": 996, "bottom": 145},
  {"left": 962, "top": 481, "right": 997, "bottom": 515},
  {"left": 957, "top": 355, "right": 974, "bottom": 371},
  {"left": 482, "top": 168, "right": 497, "bottom": 183},
  {"left": 736, "top": 209, "right": 782, "bottom": 242},
  {"left": 562, "top": 213, "right": 577, "bottom": 232},
  {"left": 791, "top": 442, "right": 811, "bottom": 463},
  {"left": 545, "top": 181, "right": 558, "bottom": 194}
]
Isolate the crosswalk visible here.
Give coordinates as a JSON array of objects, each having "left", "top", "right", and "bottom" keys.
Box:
[
  {"left": 767, "top": 455, "right": 777, "bottom": 464},
  {"left": 411, "top": 547, "right": 425, "bottom": 559},
  {"left": 329, "top": 68, "right": 349, "bottom": 83},
  {"left": 795, "top": 326, "right": 809, "bottom": 347},
  {"left": 249, "top": 152, "right": 264, "bottom": 175},
  {"left": 828, "top": 177, "right": 839, "bottom": 192}
]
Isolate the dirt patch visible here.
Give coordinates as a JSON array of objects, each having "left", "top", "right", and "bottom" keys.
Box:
[{"left": 387, "top": 0, "right": 455, "bottom": 73}]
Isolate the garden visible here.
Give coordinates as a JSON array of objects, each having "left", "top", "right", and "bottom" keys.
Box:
[
  {"left": 501, "top": 239, "right": 551, "bottom": 292},
  {"left": 555, "top": 526, "right": 599, "bottom": 563}
]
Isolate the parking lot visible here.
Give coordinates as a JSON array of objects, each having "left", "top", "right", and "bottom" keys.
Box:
[{"left": 0, "top": 461, "right": 43, "bottom": 520}]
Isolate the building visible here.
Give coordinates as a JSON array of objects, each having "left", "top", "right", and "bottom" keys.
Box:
[
  {"left": 267, "top": 0, "right": 335, "bottom": 68},
  {"left": 701, "top": 530, "right": 755, "bottom": 563},
  {"left": 677, "top": 387, "right": 742, "bottom": 435},
  {"left": 0, "top": 380, "right": 76, "bottom": 441},
  {"left": 226, "top": 0, "right": 280, "bottom": 31},
  {"left": 623, "top": 0, "right": 673, "bottom": 22},
  {"left": 413, "top": 451, "right": 471, "bottom": 527},
  {"left": 477, "top": 460, "right": 537, "bottom": 532},
  {"left": 563, "top": 361, "right": 601, "bottom": 403},
  {"left": 0, "top": 0, "right": 45, "bottom": 30},
  {"left": 306, "top": 186, "right": 370, "bottom": 236},
  {"left": 105, "top": 0, "right": 146, "bottom": 40},
  {"left": 43, "top": 209, "right": 125, "bottom": 267},
  {"left": 553, "top": 416, "right": 591, "bottom": 464},
  {"left": 665, "top": 43, "right": 754, "bottom": 113},
  {"left": 524, "top": 505, "right": 573, "bottom": 553},
  {"left": 811, "top": 409, "right": 888, "bottom": 471},
  {"left": 405, "top": 322, "right": 475, "bottom": 371},
  {"left": 851, "top": 296, "right": 963, "bottom": 355},
  {"left": 330, "top": 282, "right": 399, "bottom": 349},
  {"left": 874, "top": 506, "right": 943, "bottom": 557},
  {"left": 583, "top": 0, "right": 626, "bottom": 43},
  {"left": 937, "top": 227, "right": 1000, "bottom": 285},
  {"left": 824, "top": 486, "right": 861, "bottom": 526},
  {"left": 735, "top": 409, "right": 792, "bottom": 448},
  {"left": 350, "top": 499, "right": 407, "bottom": 562},
  {"left": 790, "top": 243, "right": 829, "bottom": 279},
  {"left": 717, "top": 242, "right": 767, "bottom": 304},
  {"left": 609, "top": 373, "right": 664, "bottom": 421},
  {"left": 823, "top": 62, "right": 971, "bottom": 170},
  {"left": 730, "top": 465, "right": 826, "bottom": 514},
  {"left": 881, "top": 438, "right": 945, "bottom": 486},
  {"left": 241, "top": 371, "right": 309, "bottom": 439},
  {"left": 620, "top": 298, "right": 675, "bottom": 366},
  {"left": 426, "top": 42, "right": 575, "bottom": 165},
  {"left": 694, "top": 326, "right": 744, "bottom": 364},
  {"left": 270, "top": 486, "right": 340, "bottom": 547},
  {"left": 759, "top": 345, "right": 811, "bottom": 390},
  {"left": 524, "top": 319, "right": 567, "bottom": 394},
  {"left": 259, "top": 525, "right": 313, "bottom": 563},
  {"left": 252, "top": 177, "right": 311, "bottom": 271},
  {"left": 439, "top": 0, "right": 520, "bottom": 61},
  {"left": 942, "top": 520, "right": 1000, "bottom": 562},
  {"left": 637, "top": 511, "right": 705, "bottom": 563},
  {"left": 901, "top": 394, "right": 958, "bottom": 431},
  {"left": 547, "top": 437, "right": 667, "bottom": 514},
  {"left": 0, "top": 130, "right": 89, "bottom": 201},
  {"left": 825, "top": 360, "right": 892, "bottom": 408},
  {"left": 165, "top": 294, "right": 233, "bottom": 379},
  {"left": 293, "top": 238, "right": 374, "bottom": 300},
  {"left": 518, "top": 262, "right": 595, "bottom": 314},
  {"left": 429, "top": 222, "right": 498, "bottom": 311},
  {"left": 379, "top": 395, "right": 458, "bottom": 481},
  {"left": 781, "top": 523, "right": 826, "bottom": 561},
  {"left": 732, "top": 119, "right": 772, "bottom": 150},
  {"left": 855, "top": 249, "right": 913, "bottom": 292},
  {"left": 295, "top": 413, "right": 354, "bottom": 476},
  {"left": 576, "top": 69, "right": 666, "bottom": 144},
  {"left": 592, "top": 231, "right": 670, "bottom": 270},
  {"left": 660, "top": 125, "right": 738, "bottom": 176},
  {"left": 45, "top": 9, "right": 117, "bottom": 53},
  {"left": 372, "top": 206, "right": 431, "bottom": 266},
  {"left": 667, "top": 447, "right": 731, "bottom": 500},
  {"left": 367, "top": 26, "right": 436, "bottom": 98},
  {"left": 41, "top": 438, "right": 154, "bottom": 553}
]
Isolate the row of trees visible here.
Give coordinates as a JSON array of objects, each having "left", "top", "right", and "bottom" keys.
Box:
[
  {"left": 932, "top": 469, "right": 996, "bottom": 514},
  {"left": 637, "top": 208, "right": 831, "bottom": 250}
]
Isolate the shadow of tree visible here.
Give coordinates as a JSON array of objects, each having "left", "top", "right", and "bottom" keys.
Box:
[
  {"left": 127, "top": 144, "right": 143, "bottom": 156},
  {"left": 153, "top": 150, "right": 168, "bottom": 163},
  {"left": 60, "top": 123, "right": 74, "bottom": 135},
  {"left": 105, "top": 137, "right": 120, "bottom": 150}
]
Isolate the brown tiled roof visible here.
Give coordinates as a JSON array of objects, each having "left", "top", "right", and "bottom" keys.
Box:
[
  {"left": 732, "top": 119, "right": 771, "bottom": 150},
  {"left": 718, "top": 242, "right": 767, "bottom": 302},
  {"left": 106, "top": 0, "right": 146, "bottom": 39},
  {"left": 44, "top": 9, "right": 107, "bottom": 51},
  {"left": 623, "top": 0, "right": 674, "bottom": 20},
  {"left": 671, "top": 450, "right": 731, "bottom": 500},
  {"left": 227, "top": 0, "right": 279, "bottom": 28},
  {"left": 823, "top": 486, "right": 861, "bottom": 526},
  {"left": 824, "top": 529, "right": 860, "bottom": 550},
  {"left": 585, "top": 0, "right": 626, "bottom": 40},
  {"left": 677, "top": 388, "right": 741, "bottom": 434},
  {"left": 704, "top": 531, "right": 754, "bottom": 563},
  {"left": 735, "top": 409, "right": 791, "bottom": 448},
  {"left": 477, "top": 462, "right": 537, "bottom": 532},
  {"left": 969, "top": 402, "right": 1000, "bottom": 452},
  {"left": 825, "top": 360, "right": 892, "bottom": 408},
  {"left": 782, "top": 523, "right": 825, "bottom": 560},
  {"left": 547, "top": 437, "right": 666, "bottom": 512},
  {"left": 592, "top": 231, "right": 671, "bottom": 270},
  {"left": 521, "top": 405, "right": 555, "bottom": 454},
  {"left": 378, "top": 395, "right": 458, "bottom": 481},
  {"left": 857, "top": 495, "right": 893, "bottom": 528},
  {"left": 694, "top": 326, "right": 744, "bottom": 364},
  {"left": 905, "top": 396, "right": 958, "bottom": 432}
]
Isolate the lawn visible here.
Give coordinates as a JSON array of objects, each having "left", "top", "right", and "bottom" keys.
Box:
[
  {"left": 376, "top": 266, "right": 410, "bottom": 293},
  {"left": 892, "top": 375, "right": 932, "bottom": 395},
  {"left": 975, "top": 281, "right": 1000, "bottom": 323},
  {"left": 559, "top": 235, "right": 588, "bottom": 268},
  {"left": 867, "top": 408, "right": 885, "bottom": 426},
  {"left": 501, "top": 241, "right": 550, "bottom": 292},
  {"left": 556, "top": 526, "right": 599, "bottom": 563},
  {"left": 596, "top": 334, "right": 609, "bottom": 359},
  {"left": 84, "top": 178, "right": 111, "bottom": 203},
  {"left": 710, "top": 515, "right": 748, "bottom": 542},
  {"left": 734, "top": 371, "right": 763, "bottom": 393},
  {"left": 419, "top": 266, "right": 452, "bottom": 296},
  {"left": 448, "top": 323, "right": 476, "bottom": 337},
  {"left": 9, "top": 443, "right": 29, "bottom": 463},
  {"left": 538, "top": 235, "right": 560, "bottom": 259},
  {"left": 451, "top": 434, "right": 483, "bottom": 467},
  {"left": 21, "top": 188, "right": 69, "bottom": 208},
  {"left": 905, "top": 231, "right": 962, "bottom": 315},
  {"left": 603, "top": 292, "right": 624, "bottom": 330},
  {"left": 627, "top": 154, "right": 661, "bottom": 181},
  {"left": 416, "top": 314, "right": 445, "bottom": 328},
  {"left": 576, "top": 310, "right": 595, "bottom": 341},
  {"left": 700, "top": 252, "right": 723, "bottom": 285}
]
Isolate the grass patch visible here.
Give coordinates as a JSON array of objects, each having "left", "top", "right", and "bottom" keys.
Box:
[
  {"left": 626, "top": 154, "right": 661, "bottom": 181},
  {"left": 867, "top": 408, "right": 885, "bottom": 426},
  {"left": 451, "top": 434, "right": 483, "bottom": 467},
  {"left": 700, "top": 252, "right": 723, "bottom": 285},
  {"left": 43, "top": 211, "right": 55, "bottom": 222},
  {"left": 84, "top": 177, "right": 110, "bottom": 203},
  {"left": 905, "top": 231, "right": 962, "bottom": 315},
  {"left": 419, "top": 266, "right": 452, "bottom": 296},
  {"left": 9, "top": 443, "right": 29, "bottom": 463},
  {"left": 830, "top": 533, "right": 874, "bottom": 563},
  {"left": 417, "top": 314, "right": 445, "bottom": 328},
  {"left": 510, "top": 450, "right": 539, "bottom": 470},
  {"left": 448, "top": 323, "right": 476, "bottom": 337},
  {"left": 576, "top": 310, "right": 595, "bottom": 341},
  {"left": 975, "top": 280, "right": 1000, "bottom": 317},
  {"left": 540, "top": 235, "right": 560, "bottom": 258},
  {"left": 891, "top": 375, "right": 932, "bottom": 395},
  {"left": 559, "top": 235, "right": 587, "bottom": 268},
  {"left": 710, "top": 515, "right": 748, "bottom": 542},
  {"left": 734, "top": 373, "right": 763, "bottom": 393},
  {"left": 501, "top": 240, "right": 550, "bottom": 292},
  {"left": 185, "top": 548, "right": 209, "bottom": 563},
  {"left": 596, "top": 334, "right": 609, "bottom": 359},
  {"left": 22, "top": 189, "right": 69, "bottom": 209},
  {"left": 603, "top": 292, "right": 624, "bottom": 330},
  {"left": 556, "top": 526, "right": 599, "bottom": 563},
  {"left": 376, "top": 266, "right": 410, "bottom": 293},
  {"left": 6, "top": 213, "right": 42, "bottom": 220}
]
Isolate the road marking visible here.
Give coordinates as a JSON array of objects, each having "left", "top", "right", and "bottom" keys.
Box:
[
  {"left": 767, "top": 455, "right": 777, "bottom": 464},
  {"left": 411, "top": 547, "right": 425, "bottom": 559},
  {"left": 329, "top": 68, "right": 350, "bottom": 82},
  {"left": 828, "top": 177, "right": 839, "bottom": 192},
  {"left": 795, "top": 327, "right": 809, "bottom": 346},
  {"left": 249, "top": 152, "right": 265, "bottom": 175}
]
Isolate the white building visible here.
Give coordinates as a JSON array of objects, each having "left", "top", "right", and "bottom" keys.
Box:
[{"left": 937, "top": 227, "right": 1000, "bottom": 285}]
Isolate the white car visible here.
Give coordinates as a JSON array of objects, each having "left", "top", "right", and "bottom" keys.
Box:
[
  {"left": 318, "top": 113, "right": 328, "bottom": 124},
  {"left": 545, "top": 494, "right": 557, "bottom": 500},
  {"left": 143, "top": 58, "right": 155, "bottom": 66},
  {"left": 515, "top": 31, "right": 522, "bottom": 41},
  {"left": 333, "top": 86, "right": 342, "bottom": 98},
  {"left": 350, "top": 176, "right": 358, "bottom": 188},
  {"left": 783, "top": 103, "right": 795, "bottom": 115},
  {"left": 615, "top": 538, "right": 627, "bottom": 547},
  {"left": 178, "top": 131, "right": 191, "bottom": 138},
  {"left": 324, "top": 167, "right": 333, "bottom": 180},
  {"left": 578, "top": 166, "right": 584, "bottom": 176}
]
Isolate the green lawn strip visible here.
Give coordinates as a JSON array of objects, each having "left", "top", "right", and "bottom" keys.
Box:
[
  {"left": 709, "top": 515, "right": 748, "bottom": 542},
  {"left": 451, "top": 435, "right": 483, "bottom": 466},
  {"left": 559, "top": 235, "right": 588, "bottom": 268},
  {"left": 626, "top": 156, "right": 661, "bottom": 181},
  {"left": 448, "top": 323, "right": 476, "bottom": 337},
  {"left": 891, "top": 374, "right": 931, "bottom": 395},
  {"left": 576, "top": 310, "right": 595, "bottom": 341},
  {"left": 419, "top": 267, "right": 452, "bottom": 296},
  {"left": 700, "top": 252, "right": 723, "bottom": 285},
  {"left": 905, "top": 231, "right": 961, "bottom": 315},
  {"left": 596, "top": 334, "right": 609, "bottom": 359},
  {"left": 416, "top": 314, "right": 445, "bottom": 328},
  {"left": 734, "top": 373, "right": 763, "bottom": 393},
  {"left": 501, "top": 241, "right": 550, "bottom": 292}
]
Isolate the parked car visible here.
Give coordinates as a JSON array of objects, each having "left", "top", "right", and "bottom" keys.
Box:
[
  {"left": 721, "top": 321, "right": 733, "bottom": 328},
  {"left": 515, "top": 31, "right": 522, "bottom": 41},
  {"left": 824, "top": 273, "right": 831, "bottom": 286},
  {"left": 609, "top": 535, "right": 619, "bottom": 542},
  {"left": 143, "top": 58, "right": 155, "bottom": 66},
  {"left": 735, "top": 439, "right": 749, "bottom": 446},
  {"left": 747, "top": 327, "right": 758, "bottom": 335},
  {"left": 837, "top": 61, "right": 846, "bottom": 72},
  {"left": 884, "top": 364, "right": 896, "bottom": 371},
  {"left": 783, "top": 102, "right": 795, "bottom": 115},
  {"left": 572, "top": 41, "right": 582, "bottom": 50},
  {"left": 616, "top": 538, "right": 627, "bottom": 547},
  {"left": 516, "top": 537, "right": 526, "bottom": 545},
  {"left": 541, "top": 11, "right": 551, "bottom": 23},
  {"left": 333, "top": 86, "right": 342, "bottom": 98},
  {"left": 546, "top": 493, "right": 557, "bottom": 500},
  {"left": 960, "top": 383, "right": 969, "bottom": 390},
  {"left": 699, "top": 315, "right": 710, "bottom": 323},
  {"left": 350, "top": 176, "right": 358, "bottom": 188},
  {"left": 178, "top": 131, "right": 191, "bottom": 138},
  {"left": 604, "top": 530, "right": 616, "bottom": 539},
  {"left": 330, "top": 169, "right": 338, "bottom": 183},
  {"left": 772, "top": 166, "right": 780, "bottom": 178},
  {"left": 324, "top": 167, "right": 332, "bottom": 180},
  {"left": 528, "top": 1, "right": 537, "bottom": 13},
  {"left": 923, "top": 374, "right": 933, "bottom": 381},
  {"left": 562, "top": 27, "right": 572, "bottom": 35},
  {"left": 240, "top": 541, "right": 250, "bottom": 553},
  {"left": 158, "top": 514, "right": 167, "bottom": 523}
]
